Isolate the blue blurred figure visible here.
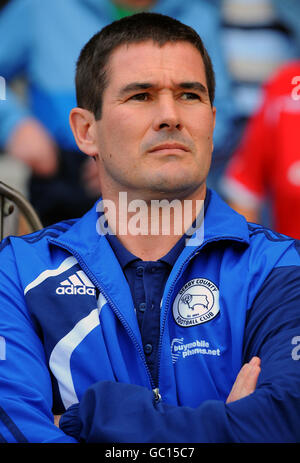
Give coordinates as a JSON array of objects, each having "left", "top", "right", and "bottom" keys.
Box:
[
  {"left": 220, "top": 0, "right": 300, "bottom": 120},
  {"left": 0, "top": 0, "right": 236, "bottom": 225}
]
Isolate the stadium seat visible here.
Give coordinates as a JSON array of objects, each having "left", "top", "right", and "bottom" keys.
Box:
[{"left": 0, "top": 181, "right": 43, "bottom": 240}]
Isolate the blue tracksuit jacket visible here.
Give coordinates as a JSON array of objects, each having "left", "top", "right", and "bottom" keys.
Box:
[{"left": 0, "top": 190, "right": 300, "bottom": 443}]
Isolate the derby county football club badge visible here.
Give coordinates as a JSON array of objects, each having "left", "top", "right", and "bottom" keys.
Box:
[{"left": 173, "top": 278, "right": 220, "bottom": 327}]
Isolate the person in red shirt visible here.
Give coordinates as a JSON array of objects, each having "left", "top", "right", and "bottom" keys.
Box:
[{"left": 222, "top": 61, "right": 300, "bottom": 239}]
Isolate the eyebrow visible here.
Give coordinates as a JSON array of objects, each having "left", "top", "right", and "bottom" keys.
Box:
[
  {"left": 118, "top": 82, "right": 153, "bottom": 97},
  {"left": 118, "top": 81, "right": 208, "bottom": 97},
  {"left": 178, "top": 81, "right": 208, "bottom": 95}
]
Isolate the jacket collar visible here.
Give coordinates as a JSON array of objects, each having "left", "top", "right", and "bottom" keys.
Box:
[
  {"left": 48, "top": 190, "right": 249, "bottom": 341},
  {"left": 49, "top": 189, "right": 249, "bottom": 260},
  {"left": 204, "top": 189, "right": 249, "bottom": 244}
]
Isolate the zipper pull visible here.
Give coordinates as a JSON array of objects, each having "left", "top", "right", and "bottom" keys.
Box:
[{"left": 153, "top": 388, "right": 161, "bottom": 403}]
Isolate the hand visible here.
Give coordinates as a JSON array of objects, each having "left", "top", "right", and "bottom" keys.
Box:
[
  {"left": 81, "top": 157, "right": 101, "bottom": 197},
  {"left": 6, "top": 118, "right": 58, "bottom": 176},
  {"left": 54, "top": 414, "right": 61, "bottom": 427},
  {"left": 226, "top": 356, "right": 261, "bottom": 404}
]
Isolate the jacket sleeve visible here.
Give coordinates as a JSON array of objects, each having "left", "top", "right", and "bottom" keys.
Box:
[
  {"left": 0, "top": 240, "right": 77, "bottom": 442},
  {"left": 0, "top": 0, "right": 33, "bottom": 147},
  {"left": 59, "top": 251, "right": 300, "bottom": 443}
]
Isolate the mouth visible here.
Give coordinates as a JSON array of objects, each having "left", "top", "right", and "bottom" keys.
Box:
[{"left": 148, "top": 143, "right": 189, "bottom": 153}]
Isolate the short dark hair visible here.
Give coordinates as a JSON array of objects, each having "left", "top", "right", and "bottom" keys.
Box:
[{"left": 75, "top": 12, "right": 215, "bottom": 119}]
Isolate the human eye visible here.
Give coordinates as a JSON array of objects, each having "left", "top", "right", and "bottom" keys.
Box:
[
  {"left": 180, "top": 92, "right": 201, "bottom": 101},
  {"left": 129, "top": 92, "right": 150, "bottom": 101}
]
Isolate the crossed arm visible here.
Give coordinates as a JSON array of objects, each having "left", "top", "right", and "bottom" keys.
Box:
[
  {"left": 54, "top": 356, "right": 261, "bottom": 424},
  {"left": 53, "top": 266, "right": 300, "bottom": 443},
  {"left": 54, "top": 356, "right": 261, "bottom": 434}
]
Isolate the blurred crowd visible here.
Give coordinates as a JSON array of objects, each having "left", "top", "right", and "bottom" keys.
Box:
[{"left": 0, "top": 0, "right": 300, "bottom": 237}]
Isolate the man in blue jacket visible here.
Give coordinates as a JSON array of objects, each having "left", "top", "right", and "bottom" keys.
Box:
[{"left": 0, "top": 12, "right": 300, "bottom": 443}]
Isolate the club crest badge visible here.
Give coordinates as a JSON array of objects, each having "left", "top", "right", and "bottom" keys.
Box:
[{"left": 173, "top": 278, "right": 220, "bottom": 327}]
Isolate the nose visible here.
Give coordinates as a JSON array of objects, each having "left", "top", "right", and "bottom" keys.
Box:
[{"left": 152, "top": 94, "right": 182, "bottom": 132}]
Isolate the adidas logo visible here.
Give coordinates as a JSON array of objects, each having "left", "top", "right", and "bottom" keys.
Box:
[{"left": 56, "top": 270, "right": 96, "bottom": 296}]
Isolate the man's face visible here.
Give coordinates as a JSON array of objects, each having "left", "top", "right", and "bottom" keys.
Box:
[{"left": 93, "top": 40, "right": 216, "bottom": 201}]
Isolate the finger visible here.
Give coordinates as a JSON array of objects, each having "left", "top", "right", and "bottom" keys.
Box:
[
  {"left": 244, "top": 363, "right": 261, "bottom": 394},
  {"left": 249, "top": 356, "right": 261, "bottom": 367},
  {"left": 54, "top": 414, "right": 61, "bottom": 427},
  {"left": 226, "top": 357, "right": 261, "bottom": 403}
]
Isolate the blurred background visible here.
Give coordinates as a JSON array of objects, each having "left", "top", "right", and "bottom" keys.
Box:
[{"left": 0, "top": 0, "right": 300, "bottom": 237}]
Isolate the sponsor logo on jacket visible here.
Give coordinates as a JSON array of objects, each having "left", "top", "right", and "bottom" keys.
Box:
[
  {"left": 56, "top": 271, "right": 96, "bottom": 296},
  {"left": 171, "top": 337, "right": 221, "bottom": 363}
]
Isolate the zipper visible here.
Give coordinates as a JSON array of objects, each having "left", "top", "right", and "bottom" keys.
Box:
[
  {"left": 156, "top": 235, "right": 247, "bottom": 395},
  {"left": 153, "top": 387, "right": 161, "bottom": 403},
  {"left": 49, "top": 239, "right": 155, "bottom": 390},
  {"left": 156, "top": 247, "right": 200, "bottom": 394},
  {"left": 152, "top": 249, "right": 203, "bottom": 402}
]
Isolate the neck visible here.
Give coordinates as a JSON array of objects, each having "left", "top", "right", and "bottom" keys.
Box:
[{"left": 100, "top": 186, "right": 206, "bottom": 260}]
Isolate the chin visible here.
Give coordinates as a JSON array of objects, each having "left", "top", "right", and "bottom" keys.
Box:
[
  {"left": 148, "top": 178, "right": 204, "bottom": 199},
  {"left": 154, "top": 167, "right": 205, "bottom": 187}
]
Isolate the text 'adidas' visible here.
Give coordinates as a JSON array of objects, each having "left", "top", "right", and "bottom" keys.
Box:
[{"left": 56, "top": 270, "right": 96, "bottom": 296}]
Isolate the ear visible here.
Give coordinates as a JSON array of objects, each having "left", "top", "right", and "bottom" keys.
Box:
[
  {"left": 212, "top": 105, "right": 216, "bottom": 129},
  {"left": 69, "top": 108, "right": 98, "bottom": 157},
  {"left": 211, "top": 106, "right": 216, "bottom": 152}
]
